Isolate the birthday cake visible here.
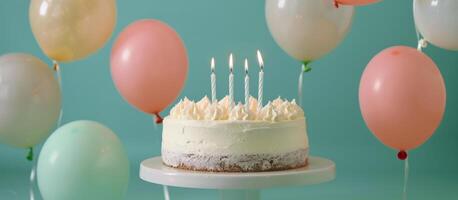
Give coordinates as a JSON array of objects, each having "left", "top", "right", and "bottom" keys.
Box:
[{"left": 161, "top": 96, "right": 309, "bottom": 172}]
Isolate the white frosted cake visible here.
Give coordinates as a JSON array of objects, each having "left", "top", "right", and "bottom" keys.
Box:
[{"left": 161, "top": 96, "right": 309, "bottom": 172}]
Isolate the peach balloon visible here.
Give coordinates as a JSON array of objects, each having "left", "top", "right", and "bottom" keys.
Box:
[
  {"left": 335, "top": 0, "right": 381, "bottom": 6},
  {"left": 111, "top": 20, "right": 188, "bottom": 122},
  {"left": 359, "top": 46, "right": 446, "bottom": 154},
  {"left": 29, "top": 0, "right": 116, "bottom": 62}
]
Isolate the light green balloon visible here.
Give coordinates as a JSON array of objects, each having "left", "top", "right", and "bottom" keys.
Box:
[{"left": 37, "top": 120, "right": 129, "bottom": 200}]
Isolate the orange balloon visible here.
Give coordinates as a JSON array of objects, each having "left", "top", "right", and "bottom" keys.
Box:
[{"left": 359, "top": 46, "right": 446, "bottom": 152}]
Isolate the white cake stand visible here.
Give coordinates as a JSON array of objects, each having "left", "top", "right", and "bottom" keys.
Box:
[{"left": 140, "top": 156, "right": 335, "bottom": 200}]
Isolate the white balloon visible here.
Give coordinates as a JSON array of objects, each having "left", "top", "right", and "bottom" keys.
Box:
[
  {"left": 414, "top": 0, "right": 458, "bottom": 51},
  {"left": 0, "top": 53, "right": 61, "bottom": 148},
  {"left": 265, "top": 0, "right": 354, "bottom": 62}
]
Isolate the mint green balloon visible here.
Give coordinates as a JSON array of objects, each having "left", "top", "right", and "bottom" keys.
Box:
[{"left": 37, "top": 120, "right": 129, "bottom": 200}]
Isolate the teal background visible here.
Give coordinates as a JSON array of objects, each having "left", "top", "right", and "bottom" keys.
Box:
[{"left": 1, "top": 0, "right": 457, "bottom": 199}]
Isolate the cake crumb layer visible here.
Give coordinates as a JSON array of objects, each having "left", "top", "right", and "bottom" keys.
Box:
[{"left": 162, "top": 148, "right": 308, "bottom": 172}]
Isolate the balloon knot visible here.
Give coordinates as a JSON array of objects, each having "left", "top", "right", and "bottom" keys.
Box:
[
  {"left": 154, "top": 113, "right": 163, "bottom": 124},
  {"left": 334, "top": 0, "right": 340, "bottom": 8},
  {"left": 302, "top": 61, "right": 312, "bottom": 73},
  {"left": 417, "top": 39, "right": 428, "bottom": 51},
  {"left": 303, "top": 66, "right": 312, "bottom": 73},
  {"left": 397, "top": 150, "right": 408, "bottom": 160},
  {"left": 27, "top": 147, "right": 34, "bottom": 161},
  {"left": 53, "top": 61, "right": 60, "bottom": 71}
]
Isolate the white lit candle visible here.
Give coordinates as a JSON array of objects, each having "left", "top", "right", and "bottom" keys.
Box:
[
  {"left": 256, "top": 50, "right": 264, "bottom": 109},
  {"left": 210, "top": 57, "right": 217, "bottom": 103},
  {"left": 244, "top": 58, "right": 249, "bottom": 111},
  {"left": 229, "top": 53, "right": 234, "bottom": 108}
]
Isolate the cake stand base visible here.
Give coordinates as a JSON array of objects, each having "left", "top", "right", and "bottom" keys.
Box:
[{"left": 140, "top": 156, "right": 335, "bottom": 200}]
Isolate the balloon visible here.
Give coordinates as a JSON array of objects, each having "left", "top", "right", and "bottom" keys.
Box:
[
  {"left": 37, "top": 120, "right": 129, "bottom": 200},
  {"left": 29, "top": 0, "right": 116, "bottom": 62},
  {"left": 111, "top": 19, "right": 188, "bottom": 121},
  {"left": 359, "top": 46, "right": 446, "bottom": 153},
  {"left": 265, "top": 0, "right": 354, "bottom": 62},
  {"left": 414, "top": 0, "right": 458, "bottom": 50},
  {"left": 0, "top": 53, "right": 61, "bottom": 148},
  {"left": 335, "top": 0, "right": 380, "bottom": 6}
]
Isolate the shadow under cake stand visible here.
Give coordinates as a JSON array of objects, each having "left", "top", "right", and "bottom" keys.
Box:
[{"left": 140, "top": 156, "right": 335, "bottom": 200}]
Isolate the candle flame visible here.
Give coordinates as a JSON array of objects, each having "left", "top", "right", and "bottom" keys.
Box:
[
  {"left": 244, "top": 58, "right": 248, "bottom": 74},
  {"left": 229, "top": 53, "right": 234, "bottom": 72},
  {"left": 256, "top": 50, "right": 264, "bottom": 70},
  {"left": 211, "top": 57, "right": 215, "bottom": 72}
]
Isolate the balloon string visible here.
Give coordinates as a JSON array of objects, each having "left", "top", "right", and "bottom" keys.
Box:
[
  {"left": 414, "top": 23, "right": 427, "bottom": 52},
  {"left": 54, "top": 61, "right": 64, "bottom": 127},
  {"left": 403, "top": 158, "right": 409, "bottom": 200},
  {"left": 29, "top": 147, "right": 36, "bottom": 200},
  {"left": 298, "top": 64, "right": 304, "bottom": 107},
  {"left": 163, "top": 185, "right": 171, "bottom": 200},
  {"left": 298, "top": 62, "right": 312, "bottom": 107}
]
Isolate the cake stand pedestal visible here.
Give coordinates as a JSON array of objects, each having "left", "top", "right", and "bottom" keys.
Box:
[{"left": 140, "top": 156, "right": 335, "bottom": 200}]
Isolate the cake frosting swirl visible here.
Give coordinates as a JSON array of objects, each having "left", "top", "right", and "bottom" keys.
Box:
[
  {"left": 258, "top": 102, "right": 279, "bottom": 122},
  {"left": 202, "top": 104, "right": 223, "bottom": 120},
  {"left": 229, "top": 103, "right": 251, "bottom": 121},
  {"left": 169, "top": 95, "right": 304, "bottom": 122}
]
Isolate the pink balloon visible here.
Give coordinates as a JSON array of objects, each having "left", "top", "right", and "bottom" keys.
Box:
[
  {"left": 359, "top": 46, "right": 446, "bottom": 153},
  {"left": 335, "top": 0, "right": 381, "bottom": 6},
  {"left": 111, "top": 19, "right": 188, "bottom": 122}
]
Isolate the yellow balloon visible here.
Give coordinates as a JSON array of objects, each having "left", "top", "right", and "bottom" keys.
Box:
[{"left": 29, "top": 0, "right": 116, "bottom": 62}]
